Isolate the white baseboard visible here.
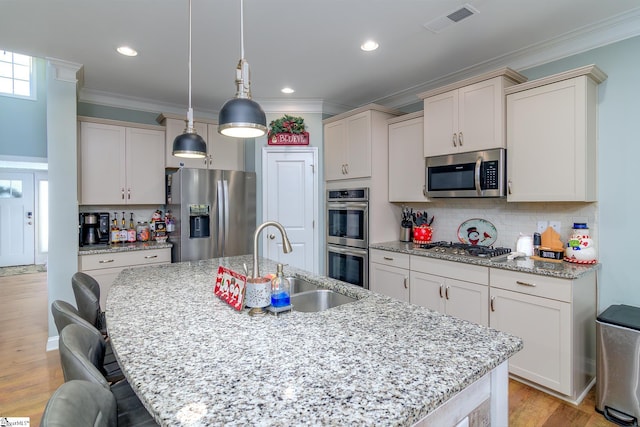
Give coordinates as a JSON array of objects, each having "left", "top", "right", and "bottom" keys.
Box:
[{"left": 46, "top": 335, "right": 59, "bottom": 351}]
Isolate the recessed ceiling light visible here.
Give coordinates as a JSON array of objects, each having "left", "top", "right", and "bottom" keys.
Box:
[
  {"left": 116, "top": 46, "right": 138, "bottom": 57},
  {"left": 281, "top": 87, "right": 295, "bottom": 94},
  {"left": 360, "top": 40, "right": 379, "bottom": 52}
]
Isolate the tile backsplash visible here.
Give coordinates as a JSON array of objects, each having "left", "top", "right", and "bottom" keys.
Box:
[{"left": 398, "top": 200, "right": 598, "bottom": 251}]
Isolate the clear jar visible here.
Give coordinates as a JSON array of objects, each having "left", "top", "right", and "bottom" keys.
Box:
[
  {"left": 136, "top": 222, "right": 150, "bottom": 242},
  {"left": 270, "top": 264, "right": 291, "bottom": 307}
]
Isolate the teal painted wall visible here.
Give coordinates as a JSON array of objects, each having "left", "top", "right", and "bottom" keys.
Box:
[
  {"left": 77, "top": 102, "right": 160, "bottom": 125},
  {"left": 0, "top": 57, "right": 47, "bottom": 157},
  {"left": 520, "top": 35, "right": 640, "bottom": 312}
]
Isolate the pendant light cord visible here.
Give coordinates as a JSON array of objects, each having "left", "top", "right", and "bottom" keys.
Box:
[
  {"left": 187, "top": 0, "right": 194, "bottom": 128},
  {"left": 240, "top": 0, "right": 245, "bottom": 60}
]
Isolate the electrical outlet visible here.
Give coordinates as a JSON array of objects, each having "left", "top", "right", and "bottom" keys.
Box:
[
  {"left": 537, "top": 221, "right": 548, "bottom": 233},
  {"left": 549, "top": 221, "right": 561, "bottom": 233}
]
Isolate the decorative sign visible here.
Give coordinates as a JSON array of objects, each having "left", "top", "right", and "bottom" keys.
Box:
[
  {"left": 268, "top": 132, "right": 310, "bottom": 145},
  {"left": 267, "top": 115, "right": 309, "bottom": 145},
  {"left": 214, "top": 266, "right": 247, "bottom": 311}
]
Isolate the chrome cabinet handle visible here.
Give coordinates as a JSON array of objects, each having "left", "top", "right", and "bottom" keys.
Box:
[
  {"left": 452, "top": 133, "right": 458, "bottom": 147},
  {"left": 439, "top": 284, "right": 443, "bottom": 298},
  {"left": 99, "top": 259, "right": 115, "bottom": 264},
  {"left": 516, "top": 280, "right": 536, "bottom": 287},
  {"left": 445, "top": 285, "right": 450, "bottom": 300},
  {"left": 383, "top": 256, "right": 394, "bottom": 261},
  {"left": 423, "top": 185, "right": 428, "bottom": 197},
  {"left": 144, "top": 255, "right": 158, "bottom": 259},
  {"left": 404, "top": 277, "right": 408, "bottom": 289},
  {"left": 508, "top": 180, "right": 512, "bottom": 195},
  {"left": 345, "top": 163, "right": 349, "bottom": 174},
  {"left": 127, "top": 189, "right": 131, "bottom": 200},
  {"left": 458, "top": 132, "right": 463, "bottom": 146},
  {"left": 121, "top": 188, "right": 125, "bottom": 200},
  {"left": 490, "top": 296, "right": 495, "bottom": 312}
]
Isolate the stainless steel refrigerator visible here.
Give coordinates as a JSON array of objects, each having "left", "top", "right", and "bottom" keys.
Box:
[{"left": 166, "top": 168, "right": 256, "bottom": 262}]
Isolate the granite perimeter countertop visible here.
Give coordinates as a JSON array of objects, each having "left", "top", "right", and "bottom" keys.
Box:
[
  {"left": 106, "top": 255, "right": 522, "bottom": 426},
  {"left": 370, "top": 241, "right": 600, "bottom": 280},
  {"left": 78, "top": 240, "right": 172, "bottom": 255}
]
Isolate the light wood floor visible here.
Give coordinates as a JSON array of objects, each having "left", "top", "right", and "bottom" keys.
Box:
[{"left": 0, "top": 271, "right": 616, "bottom": 426}]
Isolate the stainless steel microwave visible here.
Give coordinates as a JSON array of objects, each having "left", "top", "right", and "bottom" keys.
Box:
[{"left": 425, "top": 148, "right": 506, "bottom": 198}]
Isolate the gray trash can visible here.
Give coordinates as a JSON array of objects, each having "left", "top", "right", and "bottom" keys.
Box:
[{"left": 596, "top": 304, "right": 640, "bottom": 426}]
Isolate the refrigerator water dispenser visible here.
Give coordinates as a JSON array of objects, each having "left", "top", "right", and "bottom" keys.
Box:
[{"left": 189, "top": 204, "right": 210, "bottom": 238}]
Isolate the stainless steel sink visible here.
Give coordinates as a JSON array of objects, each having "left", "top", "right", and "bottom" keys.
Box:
[
  {"left": 286, "top": 276, "right": 320, "bottom": 294},
  {"left": 290, "top": 289, "right": 356, "bottom": 313}
]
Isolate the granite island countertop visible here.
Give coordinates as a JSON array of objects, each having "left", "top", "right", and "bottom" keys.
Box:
[
  {"left": 106, "top": 255, "right": 522, "bottom": 426},
  {"left": 371, "top": 241, "right": 600, "bottom": 280}
]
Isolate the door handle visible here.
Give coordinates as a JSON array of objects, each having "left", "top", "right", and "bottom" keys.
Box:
[
  {"left": 508, "top": 180, "right": 512, "bottom": 195},
  {"left": 452, "top": 133, "right": 457, "bottom": 147},
  {"left": 144, "top": 255, "right": 158, "bottom": 259},
  {"left": 445, "top": 285, "right": 450, "bottom": 300},
  {"left": 439, "top": 284, "right": 443, "bottom": 298},
  {"left": 383, "top": 256, "right": 394, "bottom": 261},
  {"left": 404, "top": 277, "right": 408, "bottom": 289},
  {"left": 490, "top": 296, "right": 495, "bottom": 312},
  {"left": 98, "top": 259, "right": 115, "bottom": 264},
  {"left": 458, "top": 132, "right": 463, "bottom": 146},
  {"left": 516, "top": 280, "right": 536, "bottom": 287}
]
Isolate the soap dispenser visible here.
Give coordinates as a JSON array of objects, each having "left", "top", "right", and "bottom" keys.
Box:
[{"left": 270, "top": 264, "right": 291, "bottom": 307}]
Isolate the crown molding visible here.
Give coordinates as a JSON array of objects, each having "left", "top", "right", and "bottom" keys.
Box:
[
  {"left": 377, "top": 7, "right": 640, "bottom": 109},
  {"left": 46, "top": 58, "right": 82, "bottom": 83}
]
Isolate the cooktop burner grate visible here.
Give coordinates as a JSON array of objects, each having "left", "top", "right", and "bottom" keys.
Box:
[{"left": 417, "top": 241, "right": 512, "bottom": 258}]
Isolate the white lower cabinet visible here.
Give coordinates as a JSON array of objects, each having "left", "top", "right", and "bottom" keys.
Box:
[
  {"left": 489, "top": 268, "right": 596, "bottom": 401},
  {"left": 78, "top": 248, "right": 171, "bottom": 309},
  {"left": 370, "top": 249, "right": 410, "bottom": 302},
  {"left": 370, "top": 250, "right": 489, "bottom": 326},
  {"left": 411, "top": 256, "right": 489, "bottom": 326}
]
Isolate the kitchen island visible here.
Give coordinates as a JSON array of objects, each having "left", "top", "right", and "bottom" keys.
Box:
[{"left": 106, "top": 255, "right": 522, "bottom": 426}]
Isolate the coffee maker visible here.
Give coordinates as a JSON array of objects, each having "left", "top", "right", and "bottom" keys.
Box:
[{"left": 79, "top": 212, "right": 110, "bottom": 246}]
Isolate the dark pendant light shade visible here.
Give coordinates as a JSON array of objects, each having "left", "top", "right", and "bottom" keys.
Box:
[
  {"left": 218, "top": 98, "right": 266, "bottom": 138},
  {"left": 173, "top": 0, "right": 207, "bottom": 159},
  {"left": 218, "top": 0, "right": 266, "bottom": 139},
  {"left": 172, "top": 130, "right": 207, "bottom": 158}
]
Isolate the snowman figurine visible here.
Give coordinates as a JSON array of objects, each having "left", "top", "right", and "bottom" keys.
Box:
[{"left": 564, "top": 226, "right": 597, "bottom": 263}]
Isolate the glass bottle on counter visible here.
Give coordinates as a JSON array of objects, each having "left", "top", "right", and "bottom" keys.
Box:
[
  {"left": 270, "top": 263, "right": 291, "bottom": 307},
  {"left": 110, "top": 213, "right": 120, "bottom": 244}
]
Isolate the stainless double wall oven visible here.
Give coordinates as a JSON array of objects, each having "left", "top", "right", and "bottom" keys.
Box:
[{"left": 326, "top": 188, "right": 369, "bottom": 289}]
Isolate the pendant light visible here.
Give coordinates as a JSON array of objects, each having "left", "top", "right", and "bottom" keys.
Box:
[
  {"left": 218, "top": 0, "right": 267, "bottom": 138},
  {"left": 173, "top": 0, "right": 207, "bottom": 158}
]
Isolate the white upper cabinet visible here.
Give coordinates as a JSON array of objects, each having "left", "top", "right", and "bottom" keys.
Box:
[
  {"left": 78, "top": 118, "right": 165, "bottom": 205},
  {"left": 323, "top": 105, "right": 402, "bottom": 181},
  {"left": 419, "top": 68, "right": 526, "bottom": 158},
  {"left": 158, "top": 113, "right": 244, "bottom": 171},
  {"left": 388, "top": 112, "right": 428, "bottom": 202},
  {"left": 505, "top": 65, "right": 606, "bottom": 202}
]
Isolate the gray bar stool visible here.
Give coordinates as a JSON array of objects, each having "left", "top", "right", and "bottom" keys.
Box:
[{"left": 41, "top": 380, "right": 117, "bottom": 427}]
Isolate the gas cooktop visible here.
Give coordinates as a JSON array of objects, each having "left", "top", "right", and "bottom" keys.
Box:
[{"left": 416, "top": 241, "right": 512, "bottom": 260}]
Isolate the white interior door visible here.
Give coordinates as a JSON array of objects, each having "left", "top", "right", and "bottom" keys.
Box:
[
  {"left": 262, "top": 147, "right": 318, "bottom": 273},
  {"left": 0, "top": 171, "right": 35, "bottom": 267}
]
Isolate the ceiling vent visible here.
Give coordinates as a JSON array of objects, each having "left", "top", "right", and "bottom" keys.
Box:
[{"left": 423, "top": 4, "right": 479, "bottom": 34}]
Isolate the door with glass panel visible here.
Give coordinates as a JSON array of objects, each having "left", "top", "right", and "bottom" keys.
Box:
[{"left": 0, "top": 172, "right": 35, "bottom": 266}]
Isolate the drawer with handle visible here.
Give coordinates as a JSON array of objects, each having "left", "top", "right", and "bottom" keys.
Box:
[
  {"left": 370, "top": 249, "right": 410, "bottom": 269},
  {"left": 79, "top": 248, "right": 171, "bottom": 271},
  {"left": 489, "top": 268, "right": 572, "bottom": 302}
]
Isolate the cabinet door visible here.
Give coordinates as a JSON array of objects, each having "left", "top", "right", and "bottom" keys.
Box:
[
  {"left": 324, "top": 120, "right": 346, "bottom": 180},
  {"left": 370, "top": 262, "right": 410, "bottom": 302},
  {"left": 164, "top": 118, "right": 209, "bottom": 169},
  {"left": 507, "top": 76, "right": 594, "bottom": 202},
  {"left": 410, "top": 271, "right": 445, "bottom": 314},
  {"left": 125, "top": 127, "right": 165, "bottom": 204},
  {"left": 344, "top": 111, "right": 371, "bottom": 179},
  {"left": 389, "top": 117, "right": 428, "bottom": 202},
  {"left": 458, "top": 76, "right": 504, "bottom": 153},
  {"left": 445, "top": 279, "right": 489, "bottom": 327},
  {"left": 424, "top": 90, "right": 458, "bottom": 157},
  {"left": 207, "top": 124, "right": 244, "bottom": 171},
  {"left": 490, "top": 287, "right": 571, "bottom": 395},
  {"left": 79, "top": 122, "right": 126, "bottom": 204}
]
